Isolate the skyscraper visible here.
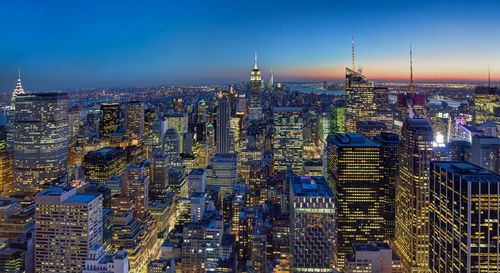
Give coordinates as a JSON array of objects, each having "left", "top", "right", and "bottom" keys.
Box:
[
  {"left": 249, "top": 52, "right": 263, "bottom": 119},
  {"left": 150, "top": 150, "right": 170, "bottom": 202},
  {"left": 14, "top": 93, "right": 69, "bottom": 193},
  {"left": 373, "top": 133, "right": 400, "bottom": 238},
  {"left": 7, "top": 70, "right": 25, "bottom": 150},
  {"left": 330, "top": 102, "right": 345, "bottom": 134},
  {"left": 394, "top": 118, "right": 433, "bottom": 273},
  {"left": 99, "top": 103, "right": 120, "bottom": 138},
  {"left": 289, "top": 175, "right": 335, "bottom": 272},
  {"left": 344, "top": 67, "right": 376, "bottom": 133},
  {"left": 82, "top": 147, "right": 127, "bottom": 184},
  {"left": 124, "top": 101, "right": 144, "bottom": 140},
  {"left": 327, "top": 133, "right": 386, "bottom": 268},
  {"left": 429, "top": 162, "right": 500, "bottom": 273},
  {"left": 471, "top": 135, "right": 500, "bottom": 174},
  {"left": 216, "top": 97, "right": 231, "bottom": 154},
  {"left": 35, "top": 187, "right": 103, "bottom": 273},
  {"left": 273, "top": 107, "right": 304, "bottom": 175}
]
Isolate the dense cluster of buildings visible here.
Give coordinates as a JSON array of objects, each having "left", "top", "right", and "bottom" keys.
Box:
[{"left": 0, "top": 47, "right": 498, "bottom": 273}]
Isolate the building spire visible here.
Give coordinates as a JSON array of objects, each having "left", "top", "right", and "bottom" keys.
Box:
[
  {"left": 488, "top": 64, "right": 491, "bottom": 88},
  {"left": 352, "top": 36, "right": 355, "bottom": 72},
  {"left": 12, "top": 68, "right": 25, "bottom": 102},
  {"left": 254, "top": 51, "right": 258, "bottom": 69},
  {"left": 409, "top": 43, "right": 415, "bottom": 94}
]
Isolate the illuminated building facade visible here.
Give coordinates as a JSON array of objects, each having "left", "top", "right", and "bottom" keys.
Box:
[
  {"left": 121, "top": 164, "right": 149, "bottom": 218},
  {"left": 290, "top": 175, "right": 335, "bottom": 272},
  {"left": 207, "top": 153, "right": 238, "bottom": 198},
  {"left": 124, "top": 101, "right": 144, "bottom": 140},
  {"left": 82, "top": 147, "right": 127, "bottom": 183},
  {"left": 471, "top": 135, "right": 500, "bottom": 174},
  {"left": 429, "top": 162, "right": 500, "bottom": 273},
  {"left": 273, "top": 107, "right": 303, "bottom": 175},
  {"left": 473, "top": 85, "right": 498, "bottom": 124},
  {"left": 216, "top": 97, "right": 231, "bottom": 154},
  {"left": 35, "top": 187, "right": 103, "bottom": 273},
  {"left": 356, "top": 121, "right": 389, "bottom": 138},
  {"left": 394, "top": 118, "right": 433, "bottom": 273},
  {"left": 330, "top": 102, "right": 345, "bottom": 134},
  {"left": 345, "top": 68, "right": 375, "bottom": 133},
  {"left": 163, "top": 129, "right": 180, "bottom": 163},
  {"left": 327, "top": 133, "right": 386, "bottom": 268},
  {"left": 164, "top": 113, "right": 188, "bottom": 153},
  {"left": 0, "top": 150, "right": 14, "bottom": 196},
  {"left": 249, "top": 53, "right": 263, "bottom": 118},
  {"left": 150, "top": 151, "right": 170, "bottom": 202},
  {"left": 6, "top": 70, "right": 25, "bottom": 150},
  {"left": 14, "top": 93, "right": 69, "bottom": 193},
  {"left": 99, "top": 103, "right": 120, "bottom": 138},
  {"left": 344, "top": 242, "right": 403, "bottom": 273}
]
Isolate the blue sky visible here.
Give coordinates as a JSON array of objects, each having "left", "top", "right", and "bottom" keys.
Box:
[{"left": 0, "top": 0, "right": 499, "bottom": 90}]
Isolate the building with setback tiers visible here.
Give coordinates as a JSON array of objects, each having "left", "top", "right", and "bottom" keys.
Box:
[
  {"left": 273, "top": 107, "right": 303, "bottom": 175},
  {"left": 345, "top": 68, "right": 375, "bottom": 133},
  {"left": 429, "top": 162, "right": 500, "bottom": 273}
]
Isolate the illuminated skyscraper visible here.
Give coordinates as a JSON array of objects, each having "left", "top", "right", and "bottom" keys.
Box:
[
  {"left": 473, "top": 85, "right": 498, "bottom": 124},
  {"left": 471, "top": 135, "right": 500, "bottom": 174},
  {"left": 150, "top": 150, "right": 170, "bottom": 202},
  {"left": 290, "top": 175, "right": 335, "bottom": 272},
  {"left": 164, "top": 112, "right": 188, "bottom": 152},
  {"left": 330, "top": 102, "right": 345, "bottom": 134},
  {"left": 216, "top": 97, "right": 231, "bottom": 154},
  {"left": 99, "top": 103, "right": 120, "bottom": 138},
  {"left": 394, "top": 118, "right": 433, "bottom": 273},
  {"left": 121, "top": 164, "right": 149, "bottom": 218},
  {"left": 327, "top": 133, "right": 386, "bottom": 268},
  {"left": 124, "top": 101, "right": 144, "bottom": 140},
  {"left": 273, "top": 107, "right": 303, "bottom": 175},
  {"left": 14, "top": 93, "right": 69, "bottom": 193},
  {"left": 373, "top": 133, "right": 400, "bottom": 238},
  {"left": 35, "top": 187, "right": 103, "bottom": 273},
  {"left": 345, "top": 67, "right": 375, "bottom": 133},
  {"left": 7, "top": 70, "right": 25, "bottom": 150},
  {"left": 429, "top": 162, "right": 500, "bottom": 273},
  {"left": 82, "top": 147, "right": 127, "bottom": 184},
  {"left": 163, "top": 129, "right": 180, "bottom": 163},
  {"left": 249, "top": 52, "right": 263, "bottom": 119}
]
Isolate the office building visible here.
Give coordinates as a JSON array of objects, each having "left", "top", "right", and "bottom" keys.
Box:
[
  {"left": 35, "top": 187, "right": 103, "bottom": 273},
  {"left": 356, "top": 121, "right": 389, "bottom": 138},
  {"left": 0, "top": 151, "right": 14, "bottom": 196},
  {"left": 83, "top": 245, "right": 129, "bottom": 273},
  {"left": 471, "top": 135, "right": 500, "bottom": 174},
  {"left": 273, "top": 107, "right": 303, "bottom": 175},
  {"left": 344, "top": 242, "right": 403, "bottom": 273},
  {"left": 147, "top": 258, "right": 175, "bottom": 273},
  {"left": 429, "top": 162, "right": 500, "bottom": 273},
  {"left": 82, "top": 147, "right": 127, "bottom": 184},
  {"left": 14, "top": 93, "right": 69, "bottom": 193},
  {"left": 327, "top": 133, "right": 386, "bottom": 268},
  {"left": 121, "top": 164, "right": 149, "bottom": 218},
  {"left": 394, "top": 118, "right": 433, "bottom": 273},
  {"left": 330, "top": 102, "right": 346, "bottom": 134},
  {"left": 345, "top": 68, "right": 376, "bottom": 133},
  {"left": 163, "top": 129, "right": 180, "bottom": 163},
  {"left": 374, "top": 133, "right": 400, "bottom": 238},
  {"left": 216, "top": 97, "right": 231, "bottom": 154},
  {"left": 290, "top": 175, "right": 335, "bottom": 272},
  {"left": 473, "top": 85, "right": 498, "bottom": 124},
  {"left": 150, "top": 151, "right": 170, "bottom": 202},
  {"left": 164, "top": 112, "right": 188, "bottom": 153},
  {"left": 249, "top": 53, "right": 263, "bottom": 119},
  {"left": 188, "top": 168, "right": 207, "bottom": 196},
  {"left": 182, "top": 220, "right": 224, "bottom": 273},
  {"left": 124, "top": 101, "right": 144, "bottom": 140},
  {"left": 99, "top": 103, "right": 120, "bottom": 138},
  {"left": 207, "top": 153, "right": 238, "bottom": 198}
]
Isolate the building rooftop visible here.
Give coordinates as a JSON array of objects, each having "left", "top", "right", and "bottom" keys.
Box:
[
  {"left": 432, "top": 161, "right": 500, "bottom": 182},
  {"left": 291, "top": 175, "right": 334, "bottom": 198},
  {"left": 64, "top": 193, "right": 100, "bottom": 204},
  {"left": 189, "top": 168, "right": 206, "bottom": 175},
  {"left": 273, "top": 106, "right": 303, "bottom": 113},
  {"left": 329, "top": 133, "right": 380, "bottom": 147},
  {"left": 38, "top": 187, "right": 74, "bottom": 196}
]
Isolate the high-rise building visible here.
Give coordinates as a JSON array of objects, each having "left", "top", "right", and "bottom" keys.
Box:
[
  {"left": 429, "top": 162, "right": 500, "bottom": 273},
  {"left": 147, "top": 258, "right": 175, "bottom": 273},
  {"left": 124, "top": 101, "right": 144, "bottom": 140},
  {"left": 207, "top": 154, "right": 238, "bottom": 198},
  {"left": 327, "top": 133, "right": 386, "bottom": 268},
  {"left": 356, "top": 121, "right": 389, "bottom": 138},
  {"left": 182, "top": 220, "right": 224, "bottom": 273},
  {"left": 345, "top": 68, "right": 375, "bottom": 133},
  {"left": 330, "top": 102, "right": 345, "bottom": 134},
  {"left": 188, "top": 168, "right": 207, "bottom": 196},
  {"left": 121, "top": 164, "right": 149, "bottom": 218},
  {"left": 0, "top": 150, "right": 14, "bottom": 196},
  {"left": 273, "top": 107, "right": 303, "bottom": 175},
  {"left": 394, "top": 118, "right": 433, "bottom": 273},
  {"left": 290, "top": 175, "right": 335, "bottom": 272},
  {"left": 14, "top": 93, "right": 69, "bottom": 193},
  {"left": 249, "top": 53, "right": 262, "bottom": 111},
  {"left": 216, "top": 97, "right": 231, "bottom": 154},
  {"left": 164, "top": 112, "right": 188, "bottom": 152},
  {"left": 150, "top": 151, "right": 170, "bottom": 202},
  {"left": 35, "top": 187, "right": 103, "bottom": 273},
  {"left": 6, "top": 70, "right": 25, "bottom": 150},
  {"left": 373, "top": 133, "right": 400, "bottom": 238},
  {"left": 82, "top": 147, "right": 127, "bottom": 184},
  {"left": 473, "top": 85, "right": 498, "bottom": 125},
  {"left": 163, "top": 129, "right": 180, "bottom": 163},
  {"left": 83, "top": 245, "right": 129, "bottom": 273},
  {"left": 471, "top": 135, "right": 500, "bottom": 174},
  {"left": 344, "top": 242, "right": 403, "bottom": 273},
  {"left": 99, "top": 103, "right": 120, "bottom": 138}
]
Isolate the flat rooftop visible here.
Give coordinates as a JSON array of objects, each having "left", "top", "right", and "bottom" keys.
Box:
[
  {"left": 64, "top": 193, "right": 100, "bottom": 204},
  {"left": 329, "top": 133, "right": 380, "bottom": 147},
  {"left": 432, "top": 162, "right": 500, "bottom": 182},
  {"left": 291, "top": 175, "right": 334, "bottom": 197}
]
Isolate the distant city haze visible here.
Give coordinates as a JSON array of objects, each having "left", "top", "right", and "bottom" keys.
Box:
[{"left": 0, "top": 0, "right": 499, "bottom": 90}]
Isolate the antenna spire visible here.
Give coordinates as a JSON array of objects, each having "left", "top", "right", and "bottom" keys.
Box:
[
  {"left": 488, "top": 65, "right": 491, "bottom": 88},
  {"left": 352, "top": 36, "right": 355, "bottom": 72},
  {"left": 409, "top": 43, "right": 414, "bottom": 94},
  {"left": 254, "top": 51, "right": 258, "bottom": 69},
  {"left": 18, "top": 67, "right": 20, "bottom": 79}
]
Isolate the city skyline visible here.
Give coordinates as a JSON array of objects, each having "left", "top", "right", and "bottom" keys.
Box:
[{"left": 1, "top": 0, "right": 500, "bottom": 90}]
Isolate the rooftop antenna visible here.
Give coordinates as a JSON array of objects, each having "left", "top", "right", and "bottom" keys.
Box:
[
  {"left": 254, "top": 51, "right": 258, "bottom": 69},
  {"left": 409, "top": 43, "right": 415, "bottom": 94},
  {"left": 352, "top": 36, "right": 355, "bottom": 72}
]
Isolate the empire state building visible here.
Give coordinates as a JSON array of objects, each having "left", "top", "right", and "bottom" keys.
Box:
[{"left": 249, "top": 52, "right": 263, "bottom": 119}]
